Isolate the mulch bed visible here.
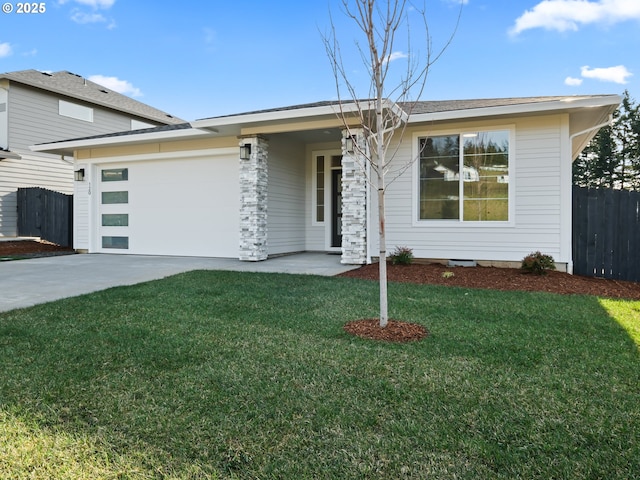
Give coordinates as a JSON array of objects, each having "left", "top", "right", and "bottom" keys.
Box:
[
  {"left": 339, "top": 261, "right": 640, "bottom": 300},
  {"left": 344, "top": 319, "right": 428, "bottom": 343},
  {"left": 0, "top": 240, "right": 75, "bottom": 259},
  {"left": 339, "top": 261, "right": 640, "bottom": 343}
]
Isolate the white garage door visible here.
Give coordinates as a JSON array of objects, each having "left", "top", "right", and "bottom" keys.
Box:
[{"left": 97, "top": 155, "right": 239, "bottom": 257}]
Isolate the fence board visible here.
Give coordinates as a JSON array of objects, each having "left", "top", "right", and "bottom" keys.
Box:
[
  {"left": 17, "top": 187, "right": 73, "bottom": 247},
  {"left": 573, "top": 186, "right": 640, "bottom": 282}
]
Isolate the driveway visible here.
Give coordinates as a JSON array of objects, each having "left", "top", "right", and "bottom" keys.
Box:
[{"left": 0, "top": 253, "right": 359, "bottom": 312}]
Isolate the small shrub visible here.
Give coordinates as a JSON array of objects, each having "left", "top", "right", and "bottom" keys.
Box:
[
  {"left": 442, "top": 271, "right": 455, "bottom": 279},
  {"left": 389, "top": 246, "right": 414, "bottom": 265},
  {"left": 521, "top": 251, "right": 556, "bottom": 275}
]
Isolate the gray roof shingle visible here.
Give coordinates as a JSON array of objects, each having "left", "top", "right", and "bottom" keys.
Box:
[
  {"left": 0, "top": 69, "right": 185, "bottom": 124},
  {"left": 198, "top": 95, "right": 616, "bottom": 121},
  {"left": 403, "top": 96, "right": 606, "bottom": 114}
]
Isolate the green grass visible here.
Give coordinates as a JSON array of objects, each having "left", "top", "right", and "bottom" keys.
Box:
[{"left": 1, "top": 271, "right": 639, "bottom": 479}]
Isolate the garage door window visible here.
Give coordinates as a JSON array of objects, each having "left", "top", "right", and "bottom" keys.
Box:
[
  {"left": 101, "top": 168, "right": 128, "bottom": 182},
  {"left": 102, "top": 191, "right": 128, "bottom": 204},
  {"left": 102, "top": 236, "right": 129, "bottom": 249},
  {"left": 102, "top": 214, "right": 129, "bottom": 226}
]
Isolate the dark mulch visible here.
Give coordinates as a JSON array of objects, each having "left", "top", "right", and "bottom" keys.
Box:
[
  {"left": 344, "top": 319, "right": 428, "bottom": 343},
  {"left": 339, "top": 261, "right": 640, "bottom": 300},
  {"left": 0, "top": 240, "right": 75, "bottom": 260},
  {"left": 339, "top": 261, "right": 640, "bottom": 343}
]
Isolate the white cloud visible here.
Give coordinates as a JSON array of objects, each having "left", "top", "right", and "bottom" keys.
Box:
[
  {"left": 510, "top": 0, "right": 640, "bottom": 35},
  {"left": 70, "top": 9, "right": 116, "bottom": 28},
  {"left": 88, "top": 75, "right": 142, "bottom": 97},
  {"left": 71, "top": 11, "right": 106, "bottom": 24},
  {"left": 0, "top": 42, "right": 12, "bottom": 58},
  {"left": 580, "top": 65, "right": 632, "bottom": 84},
  {"left": 383, "top": 51, "right": 409, "bottom": 64},
  {"left": 63, "top": 0, "right": 115, "bottom": 27},
  {"left": 565, "top": 76, "right": 583, "bottom": 86}
]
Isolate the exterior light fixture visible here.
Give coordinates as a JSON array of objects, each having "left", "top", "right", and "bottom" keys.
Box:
[
  {"left": 345, "top": 136, "right": 355, "bottom": 153},
  {"left": 74, "top": 168, "right": 85, "bottom": 181},
  {"left": 239, "top": 144, "right": 251, "bottom": 160}
]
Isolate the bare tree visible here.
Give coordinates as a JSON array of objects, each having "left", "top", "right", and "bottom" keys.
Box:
[{"left": 323, "top": 0, "right": 460, "bottom": 327}]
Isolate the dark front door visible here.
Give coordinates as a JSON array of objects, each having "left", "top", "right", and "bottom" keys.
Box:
[{"left": 331, "top": 169, "right": 342, "bottom": 248}]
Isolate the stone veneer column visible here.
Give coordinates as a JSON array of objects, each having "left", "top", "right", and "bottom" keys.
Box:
[
  {"left": 341, "top": 129, "right": 368, "bottom": 265},
  {"left": 239, "top": 136, "right": 268, "bottom": 261}
]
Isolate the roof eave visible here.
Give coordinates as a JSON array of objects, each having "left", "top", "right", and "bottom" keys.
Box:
[
  {"left": 31, "top": 127, "right": 211, "bottom": 157},
  {"left": 191, "top": 101, "right": 363, "bottom": 131},
  {"left": 408, "top": 95, "right": 622, "bottom": 123}
]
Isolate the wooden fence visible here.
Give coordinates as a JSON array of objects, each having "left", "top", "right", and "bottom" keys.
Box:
[
  {"left": 17, "top": 187, "right": 73, "bottom": 247},
  {"left": 572, "top": 186, "right": 640, "bottom": 282}
]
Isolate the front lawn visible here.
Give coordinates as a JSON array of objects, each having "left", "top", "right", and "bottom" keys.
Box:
[{"left": 1, "top": 271, "right": 638, "bottom": 479}]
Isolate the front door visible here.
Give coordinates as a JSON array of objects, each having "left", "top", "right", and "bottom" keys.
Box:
[{"left": 331, "top": 168, "right": 342, "bottom": 248}]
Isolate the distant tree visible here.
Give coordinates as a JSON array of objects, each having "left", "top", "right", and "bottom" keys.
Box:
[
  {"left": 616, "top": 91, "right": 640, "bottom": 190},
  {"left": 572, "top": 123, "right": 617, "bottom": 188},
  {"left": 573, "top": 91, "right": 640, "bottom": 190}
]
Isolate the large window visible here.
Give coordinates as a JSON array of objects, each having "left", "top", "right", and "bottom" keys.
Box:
[{"left": 418, "top": 130, "right": 510, "bottom": 222}]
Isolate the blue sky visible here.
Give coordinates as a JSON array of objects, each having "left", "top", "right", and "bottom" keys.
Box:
[{"left": 1, "top": 0, "right": 638, "bottom": 121}]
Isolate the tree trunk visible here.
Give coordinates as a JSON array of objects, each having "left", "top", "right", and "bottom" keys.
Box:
[{"left": 378, "top": 182, "right": 388, "bottom": 328}]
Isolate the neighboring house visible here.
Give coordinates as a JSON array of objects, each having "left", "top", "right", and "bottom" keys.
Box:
[
  {"left": 0, "top": 69, "right": 184, "bottom": 237},
  {"left": 34, "top": 95, "right": 620, "bottom": 272},
  {"left": 433, "top": 164, "right": 480, "bottom": 182}
]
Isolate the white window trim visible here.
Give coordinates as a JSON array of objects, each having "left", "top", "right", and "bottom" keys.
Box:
[
  {"left": 412, "top": 124, "right": 516, "bottom": 227},
  {"left": 311, "top": 152, "right": 325, "bottom": 225},
  {"left": 312, "top": 150, "right": 341, "bottom": 226}
]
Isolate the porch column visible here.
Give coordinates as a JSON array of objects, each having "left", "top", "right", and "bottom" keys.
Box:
[
  {"left": 239, "top": 136, "right": 268, "bottom": 261},
  {"left": 341, "top": 129, "right": 368, "bottom": 265}
]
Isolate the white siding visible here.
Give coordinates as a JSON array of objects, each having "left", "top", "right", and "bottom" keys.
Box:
[
  {"left": 380, "top": 114, "right": 570, "bottom": 264},
  {"left": 73, "top": 163, "right": 91, "bottom": 250},
  {"left": 267, "top": 137, "right": 306, "bottom": 255}
]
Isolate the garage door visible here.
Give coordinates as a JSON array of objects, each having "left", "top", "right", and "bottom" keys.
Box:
[{"left": 97, "top": 155, "right": 239, "bottom": 257}]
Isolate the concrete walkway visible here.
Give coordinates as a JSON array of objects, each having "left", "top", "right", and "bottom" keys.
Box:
[{"left": 0, "top": 253, "right": 359, "bottom": 312}]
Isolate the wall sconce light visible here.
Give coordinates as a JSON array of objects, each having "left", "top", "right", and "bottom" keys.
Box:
[
  {"left": 74, "top": 168, "right": 85, "bottom": 181},
  {"left": 239, "top": 144, "right": 251, "bottom": 160},
  {"left": 345, "top": 136, "right": 355, "bottom": 154}
]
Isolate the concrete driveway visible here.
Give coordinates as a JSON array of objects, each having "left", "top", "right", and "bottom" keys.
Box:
[{"left": 0, "top": 253, "right": 359, "bottom": 312}]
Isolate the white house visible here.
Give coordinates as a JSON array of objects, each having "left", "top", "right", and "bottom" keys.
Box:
[{"left": 34, "top": 95, "right": 620, "bottom": 272}]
